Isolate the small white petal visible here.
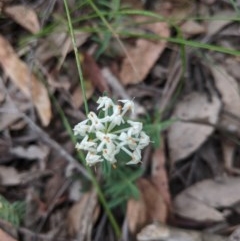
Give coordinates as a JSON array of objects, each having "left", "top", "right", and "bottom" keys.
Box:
[
  {"left": 119, "top": 99, "right": 135, "bottom": 115},
  {"left": 97, "top": 96, "right": 114, "bottom": 110},
  {"left": 138, "top": 131, "right": 150, "bottom": 149},
  {"left": 126, "top": 149, "right": 141, "bottom": 165},
  {"left": 102, "top": 143, "right": 120, "bottom": 163},
  {"left": 76, "top": 135, "right": 97, "bottom": 152},
  {"left": 127, "top": 120, "right": 142, "bottom": 135},
  {"left": 73, "top": 119, "right": 90, "bottom": 136},
  {"left": 86, "top": 152, "right": 103, "bottom": 166},
  {"left": 88, "top": 112, "right": 105, "bottom": 131},
  {"left": 107, "top": 106, "right": 125, "bottom": 131}
]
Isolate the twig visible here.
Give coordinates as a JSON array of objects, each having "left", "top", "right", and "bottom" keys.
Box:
[{"left": 22, "top": 114, "right": 90, "bottom": 179}]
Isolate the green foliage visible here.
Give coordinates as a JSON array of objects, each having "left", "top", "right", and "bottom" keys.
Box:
[
  {"left": 0, "top": 195, "right": 25, "bottom": 227},
  {"left": 103, "top": 164, "right": 143, "bottom": 209},
  {"left": 142, "top": 112, "right": 175, "bottom": 148}
]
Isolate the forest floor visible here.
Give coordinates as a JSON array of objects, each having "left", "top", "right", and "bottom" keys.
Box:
[{"left": 1, "top": 0, "right": 240, "bottom": 241}]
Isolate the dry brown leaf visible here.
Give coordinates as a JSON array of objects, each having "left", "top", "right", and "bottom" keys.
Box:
[
  {"left": 211, "top": 65, "right": 240, "bottom": 173},
  {"left": 137, "top": 223, "right": 170, "bottom": 241},
  {"left": 71, "top": 81, "right": 94, "bottom": 109},
  {"left": 137, "top": 223, "right": 226, "bottom": 241},
  {"left": 0, "top": 35, "right": 51, "bottom": 126},
  {"left": 225, "top": 58, "right": 240, "bottom": 80},
  {"left": 206, "top": 11, "right": 234, "bottom": 36},
  {"left": 0, "top": 229, "right": 18, "bottom": 241},
  {"left": 0, "top": 98, "right": 21, "bottom": 131},
  {"left": 167, "top": 92, "right": 221, "bottom": 163},
  {"left": 153, "top": 1, "right": 194, "bottom": 22},
  {"left": 4, "top": 5, "right": 40, "bottom": 34},
  {"left": 174, "top": 177, "right": 240, "bottom": 222},
  {"left": 151, "top": 140, "right": 171, "bottom": 208},
  {"left": 0, "top": 166, "right": 21, "bottom": 186},
  {"left": 36, "top": 29, "right": 90, "bottom": 63},
  {"left": 211, "top": 64, "right": 240, "bottom": 129},
  {"left": 67, "top": 190, "right": 99, "bottom": 238},
  {"left": 82, "top": 52, "right": 109, "bottom": 93},
  {"left": 222, "top": 139, "right": 236, "bottom": 174},
  {"left": 127, "top": 178, "right": 168, "bottom": 234},
  {"left": 229, "top": 227, "right": 240, "bottom": 241},
  {"left": 120, "top": 20, "right": 169, "bottom": 85},
  {"left": 180, "top": 20, "right": 205, "bottom": 36},
  {"left": 10, "top": 144, "right": 50, "bottom": 160}
]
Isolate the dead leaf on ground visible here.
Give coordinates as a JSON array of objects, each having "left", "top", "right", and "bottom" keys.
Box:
[
  {"left": 0, "top": 97, "right": 22, "bottom": 131},
  {"left": 205, "top": 11, "right": 234, "bottom": 36},
  {"left": 137, "top": 223, "right": 226, "bottom": 241},
  {"left": 71, "top": 81, "right": 94, "bottom": 109},
  {"left": 0, "top": 35, "right": 52, "bottom": 126},
  {"left": 0, "top": 166, "right": 22, "bottom": 186},
  {"left": 167, "top": 92, "right": 221, "bottom": 163},
  {"left": 4, "top": 5, "right": 40, "bottom": 34},
  {"left": 82, "top": 52, "right": 109, "bottom": 93},
  {"left": 67, "top": 190, "right": 99, "bottom": 239},
  {"left": 137, "top": 223, "right": 170, "bottom": 241},
  {"left": 0, "top": 229, "right": 18, "bottom": 241},
  {"left": 153, "top": 0, "right": 194, "bottom": 22},
  {"left": 10, "top": 144, "right": 50, "bottom": 161},
  {"left": 180, "top": 20, "right": 206, "bottom": 37},
  {"left": 151, "top": 139, "right": 171, "bottom": 208},
  {"left": 174, "top": 177, "right": 240, "bottom": 222},
  {"left": 221, "top": 139, "right": 237, "bottom": 174},
  {"left": 127, "top": 178, "right": 168, "bottom": 234},
  {"left": 36, "top": 28, "right": 90, "bottom": 63},
  {"left": 210, "top": 63, "right": 240, "bottom": 173},
  {"left": 120, "top": 20, "right": 169, "bottom": 85},
  {"left": 225, "top": 57, "right": 240, "bottom": 81},
  {"left": 210, "top": 64, "right": 240, "bottom": 130}
]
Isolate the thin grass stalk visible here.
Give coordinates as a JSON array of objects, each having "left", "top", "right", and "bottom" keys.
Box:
[
  {"left": 63, "top": 0, "right": 89, "bottom": 115},
  {"left": 63, "top": 0, "right": 121, "bottom": 238}
]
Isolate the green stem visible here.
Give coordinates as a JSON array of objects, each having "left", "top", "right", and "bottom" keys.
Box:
[
  {"left": 63, "top": 0, "right": 121, "bottom": 238},
  {"left": 63, "top": 0, "right": 89, "bottom": 115}
]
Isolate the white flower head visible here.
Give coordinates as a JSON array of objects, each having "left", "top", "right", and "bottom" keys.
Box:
[{"left": 73, "top": 96, "right": 150, "bottom": 166}]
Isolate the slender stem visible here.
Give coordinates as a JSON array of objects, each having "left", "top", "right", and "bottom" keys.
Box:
[
  {"left": 63, "top": 0, "right": 89, "bottom": 115},
  {"left": 63, "top": 0, "right": 121, "bottom": 238},
  {"left": 89, "top": 169, "right": 121, "bottom": 238}
]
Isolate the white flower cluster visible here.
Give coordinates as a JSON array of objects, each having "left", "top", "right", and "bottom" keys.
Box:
[{"left": 73, "top": 96, "right": 150, "bottom": 166}]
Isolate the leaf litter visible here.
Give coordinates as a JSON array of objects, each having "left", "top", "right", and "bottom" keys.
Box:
[{"left": 1, "top": 1, "right": 240, "bottom": 241}]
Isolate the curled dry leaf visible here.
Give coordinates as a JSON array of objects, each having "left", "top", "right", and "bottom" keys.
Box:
[
  {"left": 0, "top": 35, "right": 52, "bottom": 126},
  {"left": 4, "top": 5, "right": 40, "bottom": 34},
  {"left": 174, "top": 177, "right": 240, "bottom": 223},
  {"left": 127, "top": 178, "right": 168, "bottom": 234},
  {"left": 120, "top": 20, "right": 169, "bottom": 85},
  {"left": 167, "top": 92, "right": 221, "bottom": 163}
]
